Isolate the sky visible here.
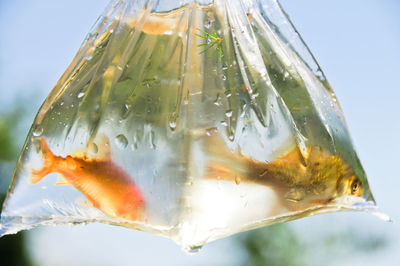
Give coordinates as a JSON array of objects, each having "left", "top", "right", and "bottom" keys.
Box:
[{"left": 0, "top": 0, "right": 399, "bottom": 265}]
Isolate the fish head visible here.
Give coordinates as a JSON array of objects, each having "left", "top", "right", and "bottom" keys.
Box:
[
  {"left": 336, "top": 172, "right": 364, "bottom": 199},
  {"left": 288, "top": 150, "right": 370, "bottom": 209},
  {"left": 318, "top": 155, "right": 368, "bottom": 205},
  {"left": 331, "top": 165, "right": 379, "bottom": 209}
]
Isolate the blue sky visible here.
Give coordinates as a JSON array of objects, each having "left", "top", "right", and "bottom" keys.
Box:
[{"left": 1, "top": 0, "right": 399, "bottom": 265}]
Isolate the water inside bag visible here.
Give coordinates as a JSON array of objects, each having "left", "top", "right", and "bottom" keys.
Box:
[{"left": 0, "top": 0, "right": 388, "bottom": 252}]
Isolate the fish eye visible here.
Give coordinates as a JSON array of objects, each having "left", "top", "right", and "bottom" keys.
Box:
[{"left": 351, "top": 180, "right": 361, "bottom": 195}]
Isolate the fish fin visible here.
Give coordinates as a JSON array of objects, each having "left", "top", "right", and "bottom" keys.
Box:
[
  {"left": 85, "top": 194, "right": 101, "bottom": 209},
  {"left": 277, "top": 145, "right": 312, "bottom": 167},
  {"left": 77, "top": 198, "right": 95, "bottom": 209},
  {"left": 55, "top": 175, "right": 70, "bottom": 185},
  {"left": 30, "top": 138, "right": 57, "bottom": 184}
]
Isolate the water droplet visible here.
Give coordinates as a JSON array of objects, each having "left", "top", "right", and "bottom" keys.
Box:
[
  {"left": 205, "top": 127, "right": 218, "bottom": 136},
  {"left": 150, "top": 131, "right": 156, "bottom": 149},
  {"left": 184, "top": 245, "right": 202, "bottom": 255},
  {"left": 222, "top": 75, "right": 227, "bottom": 81},
  {"left": 77, "top": 92, "right": 85, "bottom": 99},
  {"left": 169, "top": 120, "right": 177, "bottom": 131},
  {"left": 32, "top": 125, "right": 44, "bottom": 137},
  {"left": 60, "top": 101, "right": 65, "bottom": 106},
  {"left": 225, "top": 110, "right": 233, "bottom": 118},
  {"left": 284, "top": 71, "right": 289, "bottom": 78},
  {"left": 131, "top": 133, "right": 139, "bottom": 150},
  {"left": 220, "top": 121, "right": 228, "bottom": 126},
  {"left": 214, "top": 93, "right": 221, "bottom": 106},
  {"left": 168, "top": 113, "right": 178, "bottom": 131},
  {"left": 121, "top": 103, "right": 132, "bottom": 119},
  {"left": 88, "top": 142, "right": 98, "bottom": 155},
  {"left": 130, "top": 143, "right": 138, "bottom": 150},
  {"left": 183, "top": 89, "right": 190, "bottom": 105},
  {"left": 235, "top": 176, "right": 241, "bottom": 185},
  {"left": 115, "top": 134, "right": 128, "bottom": 149},
  {"left": 86, "top": 55, "right": 93, "bottom": 61}
]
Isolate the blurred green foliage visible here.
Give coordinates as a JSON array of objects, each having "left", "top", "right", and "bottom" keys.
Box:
[
  {"left": 239, "top": 222, "right": 389, "bottom": 266},
  {"left": 240, "top": 224, "right": 304, "bottom": 266},
  {"left": 0, "top": 109, "right": 22, "bottom": 161},
  {"left": 0, "top": 109, "right": 33, "bottom": 266}
]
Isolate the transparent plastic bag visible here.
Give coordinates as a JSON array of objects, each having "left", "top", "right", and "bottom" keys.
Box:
[{"left": 0, "top": 0, "right": 388, "bottom": 252}]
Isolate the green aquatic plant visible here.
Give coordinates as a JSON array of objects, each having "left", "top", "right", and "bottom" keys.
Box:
[{"left": 196, "top": 28, "right": 222, "bottom": 61}]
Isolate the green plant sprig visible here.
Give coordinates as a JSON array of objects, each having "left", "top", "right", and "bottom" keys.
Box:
[{"left": 196, "top": 28, "right": 222, "bottom": 61}]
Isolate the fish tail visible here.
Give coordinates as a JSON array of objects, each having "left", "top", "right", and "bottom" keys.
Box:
[
  {"left": 204, "top": 134, "right": 249, "bottom": 182},
  {"left": 30, "top": 138, "right": 57, "bottom": 184},
  {"left": 206, "top": 161, "right": 243, "bottom": 182}
]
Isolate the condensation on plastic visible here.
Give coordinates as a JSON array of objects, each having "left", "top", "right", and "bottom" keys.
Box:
[{"left": 0, "top": 0, "right": 389, "bottom": 253}]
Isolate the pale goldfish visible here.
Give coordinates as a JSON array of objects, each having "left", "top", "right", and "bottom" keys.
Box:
[
  {"left": 206, "top": 135, "right": 365, "bottom": 211},
  {"left": 30, "top": 137, "right": 145, "bottom": 221}
]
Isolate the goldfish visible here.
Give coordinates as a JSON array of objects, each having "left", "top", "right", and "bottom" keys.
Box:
[
  {"left": 205, "top": 135, "right": 365, "bottom": 211},
  {"left": 30, "top": 136, "right": 145, "bottom": 221}
]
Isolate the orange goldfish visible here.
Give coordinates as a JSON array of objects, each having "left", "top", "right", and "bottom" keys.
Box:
[
  {"left": 30, "top": 137, "right": 145, "bottom": 221},
  {"left": 206, "top": 135, "right": 365, "bottom": 211}
]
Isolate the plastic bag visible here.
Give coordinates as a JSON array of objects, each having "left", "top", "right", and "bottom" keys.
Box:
[{"left": 0, "top": 0, "right": 388, "bottom": 252}]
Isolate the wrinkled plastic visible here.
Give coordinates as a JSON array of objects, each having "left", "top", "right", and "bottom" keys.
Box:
[{"left": 0, "top": 0, "right": 387, "bottom": 252}]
